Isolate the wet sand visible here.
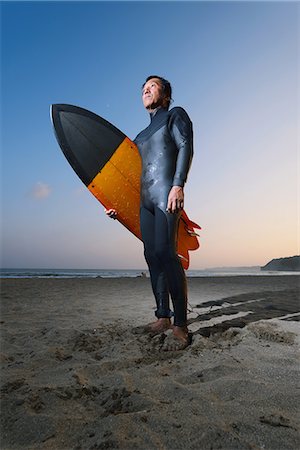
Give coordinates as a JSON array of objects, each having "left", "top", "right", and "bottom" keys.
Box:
[{"left": 1, "top": 276, "right": 299, "bottom": 449}]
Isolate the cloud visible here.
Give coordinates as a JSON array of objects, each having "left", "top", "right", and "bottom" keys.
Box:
[{"left": 31, "top": 182, "right": 52, "bottom": 199}]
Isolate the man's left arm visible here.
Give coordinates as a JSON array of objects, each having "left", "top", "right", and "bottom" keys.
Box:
[{"left": 167, "top": 108, "right": 194, "bottom": 213}]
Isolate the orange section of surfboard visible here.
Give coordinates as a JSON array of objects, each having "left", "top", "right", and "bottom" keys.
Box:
[{"left": 88, "top": 137, "right": 141, "bottom": 238}]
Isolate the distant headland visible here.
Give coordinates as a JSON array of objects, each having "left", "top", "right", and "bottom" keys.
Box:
[{"left": 261, "top": 256, "right": 300, "bottom": 272}]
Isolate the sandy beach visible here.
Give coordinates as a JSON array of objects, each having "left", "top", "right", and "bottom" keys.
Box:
[{"left": 1, "top": 275, "right": 299, "bottom": 450}]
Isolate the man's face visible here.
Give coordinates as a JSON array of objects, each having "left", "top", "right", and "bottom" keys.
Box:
[{"left": 142, "top": 78, "right": 165, "bottom": 110}]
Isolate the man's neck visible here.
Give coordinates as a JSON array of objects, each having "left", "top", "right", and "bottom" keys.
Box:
[{"left": 148, "top": 106, "right": 168, "bottom": 121}]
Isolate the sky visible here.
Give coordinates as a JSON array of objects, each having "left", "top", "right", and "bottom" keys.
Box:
[{"left": 1, "top": 0, "right": 299, "bottom": 270}]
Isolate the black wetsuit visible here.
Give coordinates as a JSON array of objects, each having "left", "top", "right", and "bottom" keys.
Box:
[{"left": 134, "top": 106, "right": 193, "bottom": 327}]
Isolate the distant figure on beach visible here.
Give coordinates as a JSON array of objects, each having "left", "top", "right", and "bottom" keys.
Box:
[{"left": 106, "top": 76, "right": 194, "bottom": 350}]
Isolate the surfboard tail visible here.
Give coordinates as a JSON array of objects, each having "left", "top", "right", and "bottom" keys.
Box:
[
  {"left": 181, "top": 210, "right": 201, "bottom": 230},
  {"left": 177, "top": 210, "right": 201, "bottom": 270}
]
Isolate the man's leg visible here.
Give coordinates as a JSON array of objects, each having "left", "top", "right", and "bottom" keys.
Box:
[
  {"left": 139, "top": 206, "right": 173, "bottom": 332},
  {"left": 153, "top": 207, "right": 190, "bottom": 347}
]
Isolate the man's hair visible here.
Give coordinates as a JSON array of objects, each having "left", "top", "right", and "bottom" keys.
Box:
[{"left": 143, "top": 75, "right": 172, "bottom": 108}]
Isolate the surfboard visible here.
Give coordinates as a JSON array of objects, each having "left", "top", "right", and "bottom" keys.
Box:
[{"left": 51, "top": 104, "right": 200, "bottom": 269}]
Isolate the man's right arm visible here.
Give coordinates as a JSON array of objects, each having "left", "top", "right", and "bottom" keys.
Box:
[{"left": 168, "top": 107, "right": 194, "bottom": 188}]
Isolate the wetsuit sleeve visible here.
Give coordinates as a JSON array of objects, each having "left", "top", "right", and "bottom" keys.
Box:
[{"left": 168, "top": 107, "right": 193, "bottom": 187}]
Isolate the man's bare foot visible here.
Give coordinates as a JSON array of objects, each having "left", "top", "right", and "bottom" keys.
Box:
[
  {"left": 148, "top": 318, "right": 172, "bottom": 334},
  {"left": 132, "top": 318, "right": 172, "bottom": 336},
  {"left": 162, "top": 325, "right": 191, "bottom": 351},
  {"left": 173, "top": 325, "right": 189, "bottom": 342}
]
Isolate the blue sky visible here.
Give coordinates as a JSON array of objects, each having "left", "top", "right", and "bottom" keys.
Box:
[{"left": 1, "top": 1, "right": 298, "bottom": 269}]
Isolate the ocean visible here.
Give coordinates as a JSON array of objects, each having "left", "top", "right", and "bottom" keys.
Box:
[{"left": 1, "top": 267, "right": 299, "bottom": 279}]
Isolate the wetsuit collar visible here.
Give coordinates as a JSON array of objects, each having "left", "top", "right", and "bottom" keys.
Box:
[{"left": 149, "top": 106, "right": 168, "bottom": 122}]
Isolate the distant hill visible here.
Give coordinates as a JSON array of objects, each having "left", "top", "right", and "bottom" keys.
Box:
[{"left": 261, "top": 256, "right": 300, "bottom": 272}]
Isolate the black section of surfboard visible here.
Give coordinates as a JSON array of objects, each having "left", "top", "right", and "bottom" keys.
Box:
[{"left": 51, "top": 104, "right": 125, "bottom": 186}]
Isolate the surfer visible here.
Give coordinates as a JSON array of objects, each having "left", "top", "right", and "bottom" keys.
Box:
[{"left": 106, "top": 76, "right": 193, "bottom": 350}]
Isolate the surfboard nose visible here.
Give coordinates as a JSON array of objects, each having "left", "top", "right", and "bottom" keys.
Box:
[{"left": 51, "top": 104, "right": 125, "bottom": 186}]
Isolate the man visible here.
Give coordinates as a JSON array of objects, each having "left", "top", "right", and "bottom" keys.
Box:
[{"left": 107, "top": 76, "right": 193, "bottom": 350}]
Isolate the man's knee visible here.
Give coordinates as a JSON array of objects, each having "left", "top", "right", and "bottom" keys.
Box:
[
  {"left": 154, "top": 246, "right": 177, "bottom": 264},
  {"left": 144, "top": 248, "right": 157, "bottom": 266}
]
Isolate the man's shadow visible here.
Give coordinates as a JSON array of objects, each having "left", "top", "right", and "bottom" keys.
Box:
[{"left": 188, "top": 288, "right": 300, "bottom": 337}]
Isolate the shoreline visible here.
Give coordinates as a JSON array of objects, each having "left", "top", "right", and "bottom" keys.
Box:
[{"left": 2, "top": 269, "right": 300, "bottom": 280}]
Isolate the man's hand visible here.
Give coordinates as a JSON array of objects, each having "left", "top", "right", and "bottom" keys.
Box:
[
  {"left": 166, "top": 186, "right": 184, "bottom": 213},
  {"left": 105, "top": 208, "right": 117, "bottom": 219}
]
